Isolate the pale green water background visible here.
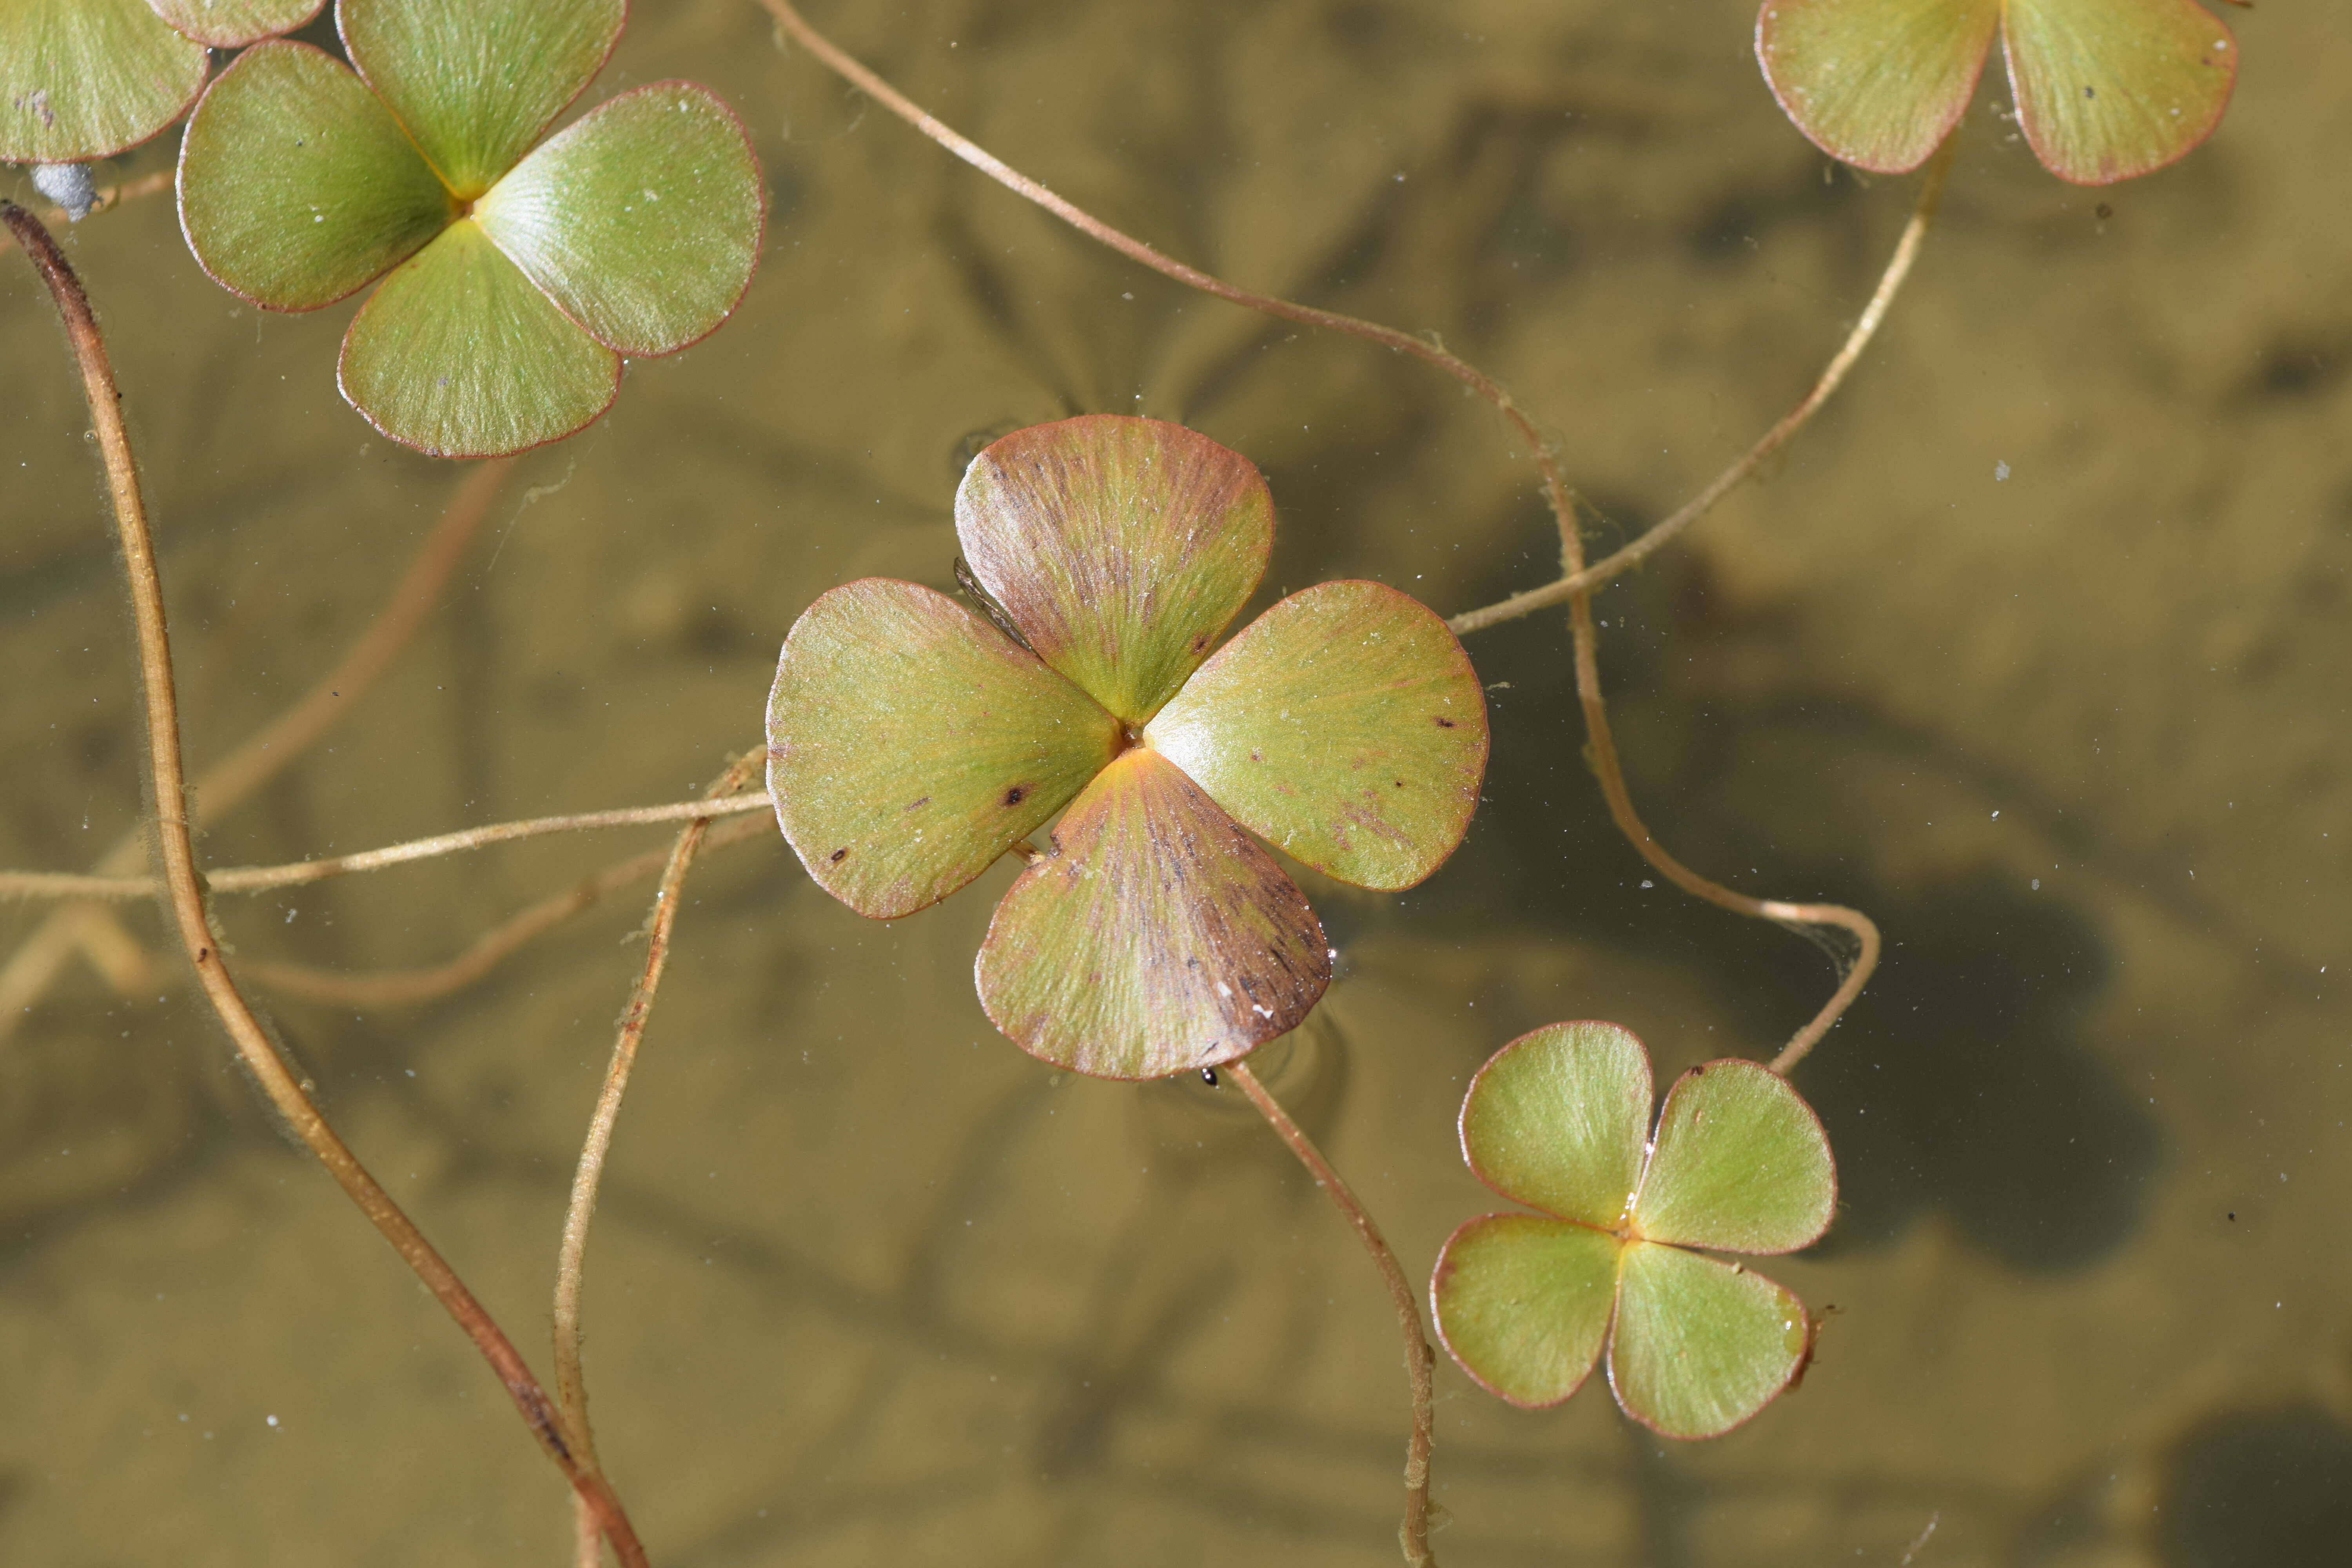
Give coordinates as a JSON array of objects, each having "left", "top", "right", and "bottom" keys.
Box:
[{"left": 4, "top": 2, "right": 2350, "bottom": 1563}]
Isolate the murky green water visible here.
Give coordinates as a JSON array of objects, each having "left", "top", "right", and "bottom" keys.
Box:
[{"left": 5, "top": 2, "right": 2348, "bottom": 1564}]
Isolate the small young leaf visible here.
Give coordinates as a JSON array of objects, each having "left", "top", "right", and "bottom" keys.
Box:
[
  {"left": 1430, "top": 1214, "right": 1621, "bottom": 1408},
  {"left": 147, "top": 0, "right": 323, "bottom": 49},
  {"left": 475, "top": 82, "right": 765, "bottom": 358},
  {"left": 2003, "top": 0, "right": 2236, "bottom": 186},
  {"left": 956, "top": 417, "right": 1274, "bottom": 726},
  {"left": 1458, "top": 1022, "right": 1651, "bottom": 1230},
  {"left": 766, "top": 580, "right": 1125, "bottom": 920},
  {"left": 1756, "top": 0, "right": 2000, "bottom": 174},
  {"left": 337, "top": 219, "right": 619, "bottom": 457},
  {"left": 0, "top": 0, "right": 208, "bottom": 164},
  {"left": 1611, "top": 1241, "right": 1809, "bottom": 1439},
  {"left": 976, "top": 749, "right": 1328, "bottom": 1080},
  {"left": 1632, "top": 1060, "right": 1835, "bottom": 1255},
  {"left": 178, "top": 41, "right": 454, "bottom": 311},
  {"left": 339, "top": 0, "right": 624, "bottom": 200},
  {"left": 1145, "top": 580, "right": 1487, "bottom": 891}
]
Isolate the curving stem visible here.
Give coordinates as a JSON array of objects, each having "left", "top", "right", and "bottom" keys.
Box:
[
  {"left": 0, "top": 200, "right": 651, "bottom": 1568},
  {"left": 1226, "top": 1060, "right": 1438, "bottom": 1566}
]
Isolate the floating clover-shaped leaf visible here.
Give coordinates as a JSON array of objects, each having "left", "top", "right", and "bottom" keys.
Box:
[
  {"left": 1431, "top": 1022, "right": 1835, "bottom": 1439},
  {"left": 1756, "top": 0, "right": 2238, "bottom": 185},
  {"left": 176, "top": 0, "right": 764, "bottom": 456},
  {"left": 767, "top": 416, "right": 1490, "bottom": 1080}
]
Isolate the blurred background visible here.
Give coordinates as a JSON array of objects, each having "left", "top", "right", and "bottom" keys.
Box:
[{"left": 3, "top": 1, "right": 2347, "bottom": 1563}]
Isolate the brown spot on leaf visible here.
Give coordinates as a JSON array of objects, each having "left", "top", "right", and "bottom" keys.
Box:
[
  {"left": 1004, "top": 785, "right": 1027, "bottom": 806},
  {"left": 828, "top": 848, "right": 848, "bottom": 863},
  {"left": 1434, "top": 715, "right": 1457, "bottom": 728},
  {"left": 905, "top": 796, "right": 931, "bottom": 811}
]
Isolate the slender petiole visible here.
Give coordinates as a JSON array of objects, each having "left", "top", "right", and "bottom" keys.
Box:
[{"left": 2, "top": 199, "right": 651, "bottom": 1568}]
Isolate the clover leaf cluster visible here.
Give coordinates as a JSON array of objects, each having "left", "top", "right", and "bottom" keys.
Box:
[
  {"left": 1757, "top": 0, "right": 2238, "bottom": 185},
  {"left": 765, "top": 415, "right": 1490, "bottom": 1080},
  {"left": 1432, "top": 1021, "right": 1836, "bottom": 1439},
  {"left": 175, "top": 0, "right": 765, "bottom": 457}
]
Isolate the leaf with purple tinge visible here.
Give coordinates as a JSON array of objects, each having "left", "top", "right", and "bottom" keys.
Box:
[
  {"left": 769, "top": 417, "right": 1486, "bottom": 1080},
  {"left": 1432, "top": 1022, "right": 1836, "bottom": 1439},
  {"left": 147, "top": 0, "right": 322, "bottom": 49},
  {"left": 1756, "top": 0, "right": 2237, "bottom": 185},
  {"left": 976, "top": 749, "right": 1330, "bottom": 1080},
  {"left": 956, "top": 416, "right": 1274, "bottom": 726},
  {"left": 1146, "top": 580, "right": 1488, "bottom": 891},
  {"left": 766, "top": 580, "right": 1124, "bottom": 921}
]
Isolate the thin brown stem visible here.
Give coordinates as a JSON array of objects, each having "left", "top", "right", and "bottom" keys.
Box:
[
  {"left": 2, "top": 201, "right": 649, "bottom": 1567},
  {"left": 1446, "top": 140, "right": 1955, "bottom": 637},
  {"left": 555, "top": 747, "right": 766, "bottom": 1566},
  {"left": 0, "top": 792, "right": 771, "bottom": 902},
  {"left": 0, "top": 456, "right": 512, "bottom": 1038},
  {"left": 758, "top": 0, "right": 1581, "bottom": 568},
  {"left": 0, "top": 168, "right": 173, "bottom": 257},
  {"left": 1226, "top": 1060, "right": 1436, "bottom": 1567},
  {"left": 241, "top": 813, "right": 773, "bottom": 1009},
  {"left": 756, "top": 3, "right": 1889, "bottom": 1066}
]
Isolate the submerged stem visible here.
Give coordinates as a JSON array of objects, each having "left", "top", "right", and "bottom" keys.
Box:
[
  {"left": 1448, "top": 139, "right": 1954, "bottom": 634},
  {"left": 1226, "top": 1060, "right": 1438, "bottom": 1567},
  {"left": 1, "top": 201, "right": 649, "bottom": 1568},
  {"left": 555, "top": 747, "right": 766, "bottom": 1565},
  {"left": 0, "top": 792, "right": 772, "bottom": 902},
  {"left": 0, "top": 457, "right": 512, "bottom": 1038}
]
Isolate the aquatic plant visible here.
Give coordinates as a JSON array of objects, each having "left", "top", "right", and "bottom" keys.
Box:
[
  {"left": 12, "top": 0, "right": 2287, "bottom": 1559},
  {"left": 766, "top": 414, "right": 1489, "bottom": 1080},
  {"left": 1756, "top": 0, "right": 2239, "bottom": 183},
  {"left": 176, "top": 0, "right": 764, "bottom": 456},
  {"left": 1432, "top": 1022, "right": 1835, "bottom": 1438}
]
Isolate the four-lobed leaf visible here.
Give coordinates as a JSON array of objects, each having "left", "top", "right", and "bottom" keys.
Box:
[
  {"left": 176, "top": 0, "right": 765, "bottom": 457},
  {"left": 766, "top": 416, "right": 1490, "bottom": 1080},
  {"left": 1757, "top": 0, "right": 2238, "bottom": 185},
  {"left": 1432, "top": 1022, "right": 1835, "bottom": 1438}
]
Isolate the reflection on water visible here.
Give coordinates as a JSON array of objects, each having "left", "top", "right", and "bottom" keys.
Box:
[{"left": 4, "top": 0, "right": 2350, "bottom": 1564}]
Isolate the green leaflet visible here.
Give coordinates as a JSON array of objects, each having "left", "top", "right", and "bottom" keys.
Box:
[
  {"left": 765, "top": 580, "right": 1125, "bottom": 920},
  {"left": 475, "top": 82, "right": 766, "bottom": 357},
  {"left": 339, "top": 0, "right": 624, "bottom": 201},
  {"left": 1145, "top": 579, "right": 1487, "bottom": 891},
  {"left": 976, "top": 749, "right": 1330, "bottom": 1080},
  {"left": 178, "top": 42, "right": 453, "bottom": 311},
  {"left": 1458, "top": 1021, "right": 1650, "bottom": 1232},
  {"left": 1611, "top": 1242, "right": 1810, "bottom": 1439},
  {"left": 1430, "top": 1215, "right": 1620, "bottom": 1408},
  {"left": 147, "top": 0, "right": 322, "bottom": 49},
  {"left": 2004, "top": 0, "right": 2236, "bottom": 185},
  {"left": 1633, "top": 1059, "right": 1836, "bottom": 1255},
  {"left": 337, "top": 219, "right": 619, "bottom": 457},
  {"left": 1756, "top": 0, "right": 2001, "bottom": 174},
  {"left": 0, "top": 0, "right": 208, "bottom": 163},
  {"left": 957, "top": 417, "right": 1274, "bottom": 726}
]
